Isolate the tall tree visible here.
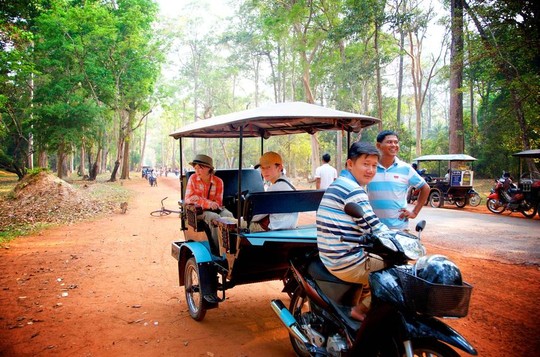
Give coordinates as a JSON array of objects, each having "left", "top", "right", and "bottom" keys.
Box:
[
  {"left": 449, "top": 0, "right": 464, "bottom": 154},
  {"left": 402, "top": 0, "right": 446, "bottom": 156},
  {"left": 108, "top": 0, "right": 163, "bottom": 181},
  {"left": 0, "top": 0, "right": 43, "bottom": 178},
  {"left": 463, "top": 0, "right": 539, "bottom": 173}
]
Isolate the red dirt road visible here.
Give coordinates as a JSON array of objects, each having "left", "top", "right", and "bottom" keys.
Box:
[{"left": 1, "top": 176, "right": 539, "bottom": 356}]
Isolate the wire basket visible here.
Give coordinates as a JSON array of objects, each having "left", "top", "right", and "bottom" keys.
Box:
[{"left": 397, "top": 270, "right": 472, "bottom": 317}]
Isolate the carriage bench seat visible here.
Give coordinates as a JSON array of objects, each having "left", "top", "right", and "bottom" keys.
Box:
[{"left": 243, "top": 189, "right": 325, "bottom": 229}]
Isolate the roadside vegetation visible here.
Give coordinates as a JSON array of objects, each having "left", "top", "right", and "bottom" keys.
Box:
[{"left": 0, "top": 169, "right": 131, "bottom": 244}]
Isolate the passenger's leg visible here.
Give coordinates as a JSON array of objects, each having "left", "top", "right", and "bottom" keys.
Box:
[{"left": 202, "top": 211, "right": 221, "bottom": 254}]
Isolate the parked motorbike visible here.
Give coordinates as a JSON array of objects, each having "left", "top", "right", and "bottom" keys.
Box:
[
  {"left": 486, "top": 172, "right": 537, "bottom": 218},
  {"left": 271, "top": 202, "right": 476, "bottom": 357}
]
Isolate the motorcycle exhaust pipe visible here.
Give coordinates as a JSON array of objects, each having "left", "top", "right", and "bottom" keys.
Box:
[{"left": 270, "top": 299, "right": 311, "bottom": 345}]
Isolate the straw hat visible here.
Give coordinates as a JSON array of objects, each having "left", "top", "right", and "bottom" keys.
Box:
[{"left": 189, "top": 154, "right": 214, "bottom": 169}]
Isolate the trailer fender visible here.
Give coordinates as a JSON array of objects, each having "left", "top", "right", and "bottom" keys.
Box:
[{"left": 172, "top": 241, "right": 214, "bottom": 286}]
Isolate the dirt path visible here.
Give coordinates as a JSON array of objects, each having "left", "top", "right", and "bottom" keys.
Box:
[{"left": 1, "top": 176, "right": 539, "bottom": 356}]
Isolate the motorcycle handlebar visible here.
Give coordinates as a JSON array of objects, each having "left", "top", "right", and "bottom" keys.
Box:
[{"left": 340, "top": 234, "right": 371, "bottom": 244}]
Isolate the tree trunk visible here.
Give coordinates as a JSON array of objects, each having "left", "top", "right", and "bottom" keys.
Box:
[
  {"left": 396, "top": 30, "right": 405, "bottom": 126},
  {"left": 336, "top": 132, "right": 343, "bottom": 173},
  {"left": 408, "top": 32, "right": 423, "bottom": 156},
  {"left": 38, "top": 150, "right": 48, "bottom": 168},
  {"left": 79, "top": 142, "right": 86, "bottom": 177},
  {"left": 89, "top": 146, "right": 102, "bottom": 181},
  {"left": 449, "top": 0, "right": 465, "bottom": 154},
  {"left": 57, "top": 144, "right": 67, "bottom": 179},
  {"left": 374, "top": 19, "right": 383, "bottom": 130},
  {"left": 109, "top": 136, "right": 123, "bottom": 182},
  {"left": 139, "top": 116, "right": 148, "bottom": 171},
  {"left": 120, "top": 132, "right": 131, "bottom": 180},
  {"left": 110, "top": 109, "right": 126, "bottom": 182},
  {"left": 301, "top": 57, "right": 320, "bottom": 180}
]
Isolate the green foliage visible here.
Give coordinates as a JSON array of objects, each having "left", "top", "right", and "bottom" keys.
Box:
[{"left": 2, "top": 0, "right": 539, "bottom": 181}]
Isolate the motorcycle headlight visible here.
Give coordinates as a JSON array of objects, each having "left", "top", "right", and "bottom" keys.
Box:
[
  {"left": 395, "top": 232, "right": 426, "bottom": 260},
  {"left": 377, "top": 231, "right": 425, "bottom": 260}
]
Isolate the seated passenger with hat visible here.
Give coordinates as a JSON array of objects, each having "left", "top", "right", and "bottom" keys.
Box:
[
  {"left": 185, "top": 154, "right": 234, "bottom": 249},
  {"left": 248, "top": 151, "right": 298, "bottom": 232}
]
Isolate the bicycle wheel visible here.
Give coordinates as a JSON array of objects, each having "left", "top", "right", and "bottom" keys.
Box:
[{"left": 150, "top": 209, "right": 171, "bottom": 217}]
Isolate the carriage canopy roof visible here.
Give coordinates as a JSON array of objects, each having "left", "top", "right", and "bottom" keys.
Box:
[
  {"left": 512, "top": 149, "right": 540, "bottom": 158},
  {"left": 169, "top": 101, "right": 380, "bottom": 139},
  {"left": 413, "top": 154, "right": 477, "bottom": 162}
]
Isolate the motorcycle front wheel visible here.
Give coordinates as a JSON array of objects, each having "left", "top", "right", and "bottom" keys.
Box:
[
  {"left": 486, "top": 198, "right": 505, "bottom": 214},
  {"left": 408, "top": 339, "right": 460, "bottom": 357}
]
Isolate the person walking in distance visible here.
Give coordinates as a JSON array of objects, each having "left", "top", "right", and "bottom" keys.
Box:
[
  {"left": 314, "top": 153, "right": 338, "bottom": 190},
  {"left": 367, "top": 130, "right": 430, "bottom": 231}
]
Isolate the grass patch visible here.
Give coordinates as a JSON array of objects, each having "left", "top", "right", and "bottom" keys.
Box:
[
  {"left": 0, "top": 170, "right": 19, "bottom": 198},
  {"left": 0, "top": 223, "right": 50, "bottom": 243},
  {"left": 473, "top": 178, "right": 495, "bottom": 199}
]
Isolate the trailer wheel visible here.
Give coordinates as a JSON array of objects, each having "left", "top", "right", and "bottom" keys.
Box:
[
  {"left": 429, "top": 190, "right": 444, "bottom": 208},
  {"left": 469, "top": 193, "right": 481, "bottom": 207},
  {"left": 454, "top": 197, "right": 467, "bottom": 208},
  {"left": 184, "top": 257, "right": 208, "bottom": 321}
]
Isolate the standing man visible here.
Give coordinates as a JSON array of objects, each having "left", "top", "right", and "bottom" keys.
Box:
[
  {"left": 367, "top": 130, "right": 430, "bottom": 230},
  {"left": 314, "top": 153, "right": 338, "bottom": 190}
]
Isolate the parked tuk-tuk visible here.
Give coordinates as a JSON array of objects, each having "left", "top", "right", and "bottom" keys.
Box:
[
  {"left": 413, "top": 154, "right": 481, "bottom": 208},
  {"left": 512, "top": 149, "right": 540, "bottom": 218},
  {"left": 168, "top": 101, "right": 379, "bottom": 321}
]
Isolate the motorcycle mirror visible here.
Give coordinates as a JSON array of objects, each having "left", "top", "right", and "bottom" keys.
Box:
[
  {"left": 415, "top": 220, "right": 426, "bottom": 232},
  {"left": 344, "top": 202, "right": 365, "bottom": 218}
]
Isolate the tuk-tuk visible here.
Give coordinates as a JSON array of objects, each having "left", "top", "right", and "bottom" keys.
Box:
[
  {"left": 413, "top": 154, "right": 481, "bottom": 208},
  {"left": 512, "top": 149, "right": 540, "bottom": 218},
  {"left": 168, "top": 101, "right": 379, "bottom": 321}
]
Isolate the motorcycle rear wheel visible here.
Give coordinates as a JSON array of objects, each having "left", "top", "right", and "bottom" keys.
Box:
[
  {"left": 486, "top": 198, "right": 505, "bottom": 214},
  {"left": 288, "top": 289, "right": 319, "bottom": 357},
  {"left": 521, "top": 201, "right": 537, "bottom": 218},
  {"left": 429, "top": 190, "right": 443, "bottom": 208}
]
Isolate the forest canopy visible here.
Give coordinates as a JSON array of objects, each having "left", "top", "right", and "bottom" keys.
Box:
[{"left": 1, "top": 0, "right": 538, "bottom": 180}]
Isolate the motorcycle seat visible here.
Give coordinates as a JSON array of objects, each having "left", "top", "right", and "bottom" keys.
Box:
[{"left": 308, "top": 257, "right": 358, "bottom": 286}]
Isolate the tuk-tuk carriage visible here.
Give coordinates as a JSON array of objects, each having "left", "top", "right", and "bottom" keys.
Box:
[
  {"left": 169, "top": 101, "right": 379, "bottom": 321},
  {"left": 512, "top": 149, "right": 540, "bottom": 218},
  {"left": 413, "top": 154, "right": 481, "bottom": 208}
]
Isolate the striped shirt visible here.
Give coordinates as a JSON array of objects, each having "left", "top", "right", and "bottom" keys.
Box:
[
  {"left": 317, "top": 170, "right": 388, "bottom": 273},
  {"left": 185, "top": 173, "right": 225, "bottom": 209},
  {"left": 367, "top": 157, "right": 427, "bottom": 230}
]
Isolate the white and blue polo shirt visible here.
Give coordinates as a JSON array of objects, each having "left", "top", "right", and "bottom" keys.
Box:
[{"left": 367, "top": 158, "right": 427, "bottom": 230}]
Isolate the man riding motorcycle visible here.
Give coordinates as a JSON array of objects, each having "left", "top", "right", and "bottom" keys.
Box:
[{"left": 317, "top": 142, "right": 388, "bottom": 321}]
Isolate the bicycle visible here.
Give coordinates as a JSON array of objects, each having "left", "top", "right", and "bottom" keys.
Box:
[{"left": 150, "top": 197, "right": 182, "bottom": 217}]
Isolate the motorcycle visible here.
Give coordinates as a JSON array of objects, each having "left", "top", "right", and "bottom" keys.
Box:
[
  {"left": 486, "top": 172, "right": 537, "bottom": 218},
  {"left": 271, "top": 202, "right": 477, "bottom": 357}
]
